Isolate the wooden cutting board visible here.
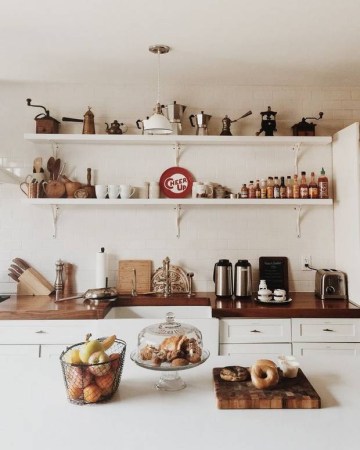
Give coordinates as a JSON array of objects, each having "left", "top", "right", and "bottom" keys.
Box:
[
  {"left": 117, "top": 260, "right": 152, "bottom": 294},
  {"left": 213, "top": 368, "right": 321, "bottom": 409}
]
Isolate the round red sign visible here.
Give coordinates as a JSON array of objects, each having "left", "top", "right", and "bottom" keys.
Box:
[{"left": 159, "top": 166, "right": 194, "bottom": 198}]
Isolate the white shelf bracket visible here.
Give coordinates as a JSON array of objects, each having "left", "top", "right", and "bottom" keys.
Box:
[
  {"left": 173, "top": 142, "right": 182, "bottom": 166},
  {"left": 294, "top": 205, "right": 302, "bottom": 238},
  {"left": 51, "top": 142, "right": 60, "bottom": 158},
  {"left": 174, "top": 204, "right": 182, "bottom": 238},
  {"left": 51, "top": 205, "right": 60, "bottom": 238},
  {"left": 292, "top": 142, "right": 301, "bottom": 174}
]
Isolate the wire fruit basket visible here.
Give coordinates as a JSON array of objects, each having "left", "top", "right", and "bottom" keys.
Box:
[{"left": 60, "top": 338, "right": 126, "bottom": 405}]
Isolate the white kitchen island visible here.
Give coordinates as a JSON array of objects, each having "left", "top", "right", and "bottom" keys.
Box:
[{"left": 1, "top": 354, "right": 359, "bottom": 450}]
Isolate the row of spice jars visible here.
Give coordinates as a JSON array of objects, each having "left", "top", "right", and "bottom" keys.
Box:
[{"left": 239, "top": 168, "right": 329, "bottom": 199}]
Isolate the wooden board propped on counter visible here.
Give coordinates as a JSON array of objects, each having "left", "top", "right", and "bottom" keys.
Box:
[
  {"left": 117, "top": 260, "right": 152, "bottom": 294},
  {"left": 213, "top": 368, "right": 321, "bottom": 409}
]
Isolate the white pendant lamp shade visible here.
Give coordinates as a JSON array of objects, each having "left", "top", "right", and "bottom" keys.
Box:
[
  {"left": 143, "top": 103, "right": 173, "bottom": 135},
  {"left": 144, "top": 44, "right": 173, "bottom": 135}
]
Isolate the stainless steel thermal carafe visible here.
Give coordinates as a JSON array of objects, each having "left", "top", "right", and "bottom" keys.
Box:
[
  {"left": 213, "top": 259, "right": 233, "bottom": 297},
  {"left": 234, "top": 259, "right": 252, "bottom": 297}
]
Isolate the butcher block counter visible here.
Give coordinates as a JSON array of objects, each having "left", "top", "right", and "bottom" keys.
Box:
[
  {"left": 0, "top": 292, "right": 360, "bottom": 319},
  {"left": 1, "top": 354, "right": 360, "bottom": 450}
]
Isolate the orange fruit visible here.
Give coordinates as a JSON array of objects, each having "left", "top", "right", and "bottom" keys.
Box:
[
  {"left": 83, "top": 384, "right": 102, "bottom": 403},
  {"left": 109, "top": 353, "right": 121, "bottom": 371},
  {"left": 95, "top": 371, "right": 115, "bottom": 390},
  {"left": 68, "top": 385, "right": 83, "bottom": 400}
]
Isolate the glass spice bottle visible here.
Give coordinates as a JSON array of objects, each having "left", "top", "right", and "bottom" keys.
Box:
[
  {"left": 293, "top": 174, "right": 300, "bottom": 199},
  {"left": 309, "top": 171, "right": 318, "bottom": 199},
  {"left": 286, "top": 175, "right": 293, "bottom": 199},
  {"left": 274, "top": 176, "right": 280, "bottom": 198},
  {"left": 248, "top": 180, "right": 256, "bottom": 198},
  {"left": 260, "top": 178, "right": 267, "bottom": 199},
  {"left": 266, "top": 176, "right": 274, "bottom": 199},
  {"left": 255, "top": 180, "right": 261, "bottom": 198},
  {"left": 300, "top": 171, "right": 309, "bottom": 199},
  {"left": 318, "top": 167, "right": 329, "bottom": 199},
  {"left": 240, "top": 183, "right": 248, "bottom": 198},
  {"left": 280, "top": 176, "right": 286, "bottom": 199}
]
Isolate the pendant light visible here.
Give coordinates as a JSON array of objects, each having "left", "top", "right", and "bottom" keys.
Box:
[{"left": 143, "top": 44, "right": 173, "bottom": 135}]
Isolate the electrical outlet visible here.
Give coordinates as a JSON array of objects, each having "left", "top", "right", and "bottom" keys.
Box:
[{"left": 301, "top": 255, "right": 312, "bottom": 271}]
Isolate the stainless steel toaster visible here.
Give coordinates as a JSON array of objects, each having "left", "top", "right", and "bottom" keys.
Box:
[{"left": 315, "top": 269, "right": 347, "bottom": 299}]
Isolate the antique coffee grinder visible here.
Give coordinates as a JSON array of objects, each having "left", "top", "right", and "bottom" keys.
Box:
[
  {"left": 220, "top": 110, "right": 252, "bottom": 136},
  {"left": 62, "top": 107, "right": 96, "bottom": 134},
  {"left": 291, "top": 112, "right": 324, "bottom": 136},
  {"left": 256, "top": 106, "right": 277, "bottom": 136},
  {"left": 26, "top": 98, "right": 60, "bottom": 134}
]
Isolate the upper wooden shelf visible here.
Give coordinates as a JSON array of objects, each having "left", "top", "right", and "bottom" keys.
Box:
[{"left": 24, "top": 133, "right": 332, "bottom": 146}]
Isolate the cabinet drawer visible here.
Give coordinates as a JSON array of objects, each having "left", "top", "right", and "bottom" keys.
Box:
[
  {"left": 220, "top": 318, "right": 291, "bottom": 344},
  {"left": 292, "top": 318, "right": 360, "bottom": 342},
  {"left": 293, "top": 342, "right": 360, "bottom": 357},
  {"left": 0, "top": 345, "right": 40, "bottom": 357},
  {"left": 0, "top": 320, "right": 98, "bottom": 344},
  {"left": 219, "top": 343, "right": 292, "bottom": 364}
]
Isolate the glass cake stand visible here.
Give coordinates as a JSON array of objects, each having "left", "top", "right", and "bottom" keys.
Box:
[{"left": 130, "top": 349, "right": 210, "bottom": 391}]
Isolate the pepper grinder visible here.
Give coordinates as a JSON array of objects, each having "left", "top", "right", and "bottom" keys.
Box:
[
  {"left": 63, "top": 263, "right": 74, "bottom": 297},
  {"left": 54, "top": 259, "right": 64, "bottom": 294}
]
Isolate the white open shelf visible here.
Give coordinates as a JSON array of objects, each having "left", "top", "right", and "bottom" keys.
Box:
[
  {"left": 24, "top": 133, "right": 332, "bottom": 146},
  {"left": 23, "top": 198, "right": 333, "bottom": 206}
]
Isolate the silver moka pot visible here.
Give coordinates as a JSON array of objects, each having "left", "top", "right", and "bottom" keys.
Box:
[
  {"left": 162, "top": 101, "right": 187, "bottom": 135},
  {"left": 189, "top": 111, "right": 212, "bottom": 135},
  {"left": 234, "top": 259, "right": 252, "bottom": 297},
  {"left": 213, "top": 259, "right": 233, "bottom": 297}
]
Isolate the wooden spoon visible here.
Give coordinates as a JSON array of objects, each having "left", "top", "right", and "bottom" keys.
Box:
[
  {"left": 33, "top": 157, "right": 43, "bottom": 173},
  {"left": 53, "top": 158, "right": 61, "bottom": 180},
  {"left": 47, "top": 157, "right": 55, "bottom": 180}
]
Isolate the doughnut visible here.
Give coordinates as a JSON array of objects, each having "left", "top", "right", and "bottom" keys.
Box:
[
  {"left": 250, "top": 359, "right": 279, "bottom": 389},
  {"left": 220, "top": 366, "right": 250, "bottom": 382}
]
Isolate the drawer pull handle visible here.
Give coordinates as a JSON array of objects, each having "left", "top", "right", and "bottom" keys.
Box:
[
  {"left": 35, "top": 330, "right": 47, "bottom": 334},
  {"left": 323, "top": 328, "right": 334, "bottom": 332},
  {"left": 250, "top": 329, "right": 261, "bottom": 333}
]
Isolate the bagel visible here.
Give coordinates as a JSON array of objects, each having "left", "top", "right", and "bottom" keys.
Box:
[
  {"left": 220, "top": 366, "right": 250, "bottom": 382},
  {"left": 250, "top": 359, "right": 279, "bottom": 389}
]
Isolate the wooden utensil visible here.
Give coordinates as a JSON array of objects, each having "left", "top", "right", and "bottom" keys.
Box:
[
  {"left": 53, "top": 158, "right": 61, "bottom": 180},
  {"left": 62, "top": 176, "right": 83, "bottom": 198},
  {"left": 83, "top": 168, "right": 95, "bottom": 198},
  {"left": 47, "top": 156, "right": 55, "bottom": 180},
  {"left": 33, "top": 157, "right": 43, "bottom": 173}
]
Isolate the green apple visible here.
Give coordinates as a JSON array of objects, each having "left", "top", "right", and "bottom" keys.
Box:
[
  {"left": 79, "top": 339, "right": 103, "bottom": 363},
  {"left": 88, "top": 350, "right": 111, "bottom": 376}
]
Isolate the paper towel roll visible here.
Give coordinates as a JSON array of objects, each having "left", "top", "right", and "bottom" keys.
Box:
[{"left": 95, "top": 247, "right": 107, "bottom": 288}]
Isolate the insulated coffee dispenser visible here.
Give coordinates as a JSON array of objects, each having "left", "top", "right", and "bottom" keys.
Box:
[
  {"left": 234, "top": 260, "right": 252, "bottom": 297},
  {"left": 213, "top": 259, "right": 233, "bottom": 297}
]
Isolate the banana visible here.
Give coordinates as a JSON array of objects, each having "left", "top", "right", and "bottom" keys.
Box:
[{"left": 101, "top": 334, "right": 116, "bottom": 351}]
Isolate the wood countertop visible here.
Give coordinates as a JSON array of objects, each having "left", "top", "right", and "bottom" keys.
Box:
[{"left": 0, "top": 292, "right": 359, "bottom": 320}]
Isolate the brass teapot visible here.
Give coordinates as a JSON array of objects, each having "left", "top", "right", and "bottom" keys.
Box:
[{"left": 105, "top": 120, "right": 127, "bottom": 135}]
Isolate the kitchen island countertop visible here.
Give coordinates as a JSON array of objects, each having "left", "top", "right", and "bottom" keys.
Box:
[
  {"left": 0, "top": 292, "right": 359, "bottom": 319},
  {"left": 1, "top": 354, "right": 359, "bottom": 450}
]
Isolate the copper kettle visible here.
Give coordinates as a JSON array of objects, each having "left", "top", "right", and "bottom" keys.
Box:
[{"left": 105, "top": 120, "right": 128, "bottom": 135}]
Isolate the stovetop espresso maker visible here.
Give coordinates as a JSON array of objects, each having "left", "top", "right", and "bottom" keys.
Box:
[{"left": 189, "top": 111, "right": 212, "bottom": 135}]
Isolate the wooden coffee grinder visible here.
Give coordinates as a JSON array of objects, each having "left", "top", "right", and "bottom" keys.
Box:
[
  {"left": 26, "top": 98, "right": 60, "bottom": 134},
  {"left": 291, "top": 112, "right": 324, "bottom": 136}
]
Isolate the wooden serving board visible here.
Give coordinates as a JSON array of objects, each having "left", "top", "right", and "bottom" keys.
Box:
[
  {"left": 117, "top": 260, "right": 152, "bottom": 294},
  {"left": 213, "top": 368, "right": 321, "bottom": 409}
]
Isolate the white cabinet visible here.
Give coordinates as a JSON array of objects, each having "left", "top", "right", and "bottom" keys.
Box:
[
  {"left": 292, "top": 318, "right": 360, "bottom": 357},
  {"left": 219, "top": 318, "right": 292, "bottom": 358},
  {"left": 0, "top": 320, "right": 98, "bottom": 358}
]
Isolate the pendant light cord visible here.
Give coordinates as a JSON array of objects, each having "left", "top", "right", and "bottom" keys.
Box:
[{"left": 157, "top": 49, "right": 161, "bottom": 104}]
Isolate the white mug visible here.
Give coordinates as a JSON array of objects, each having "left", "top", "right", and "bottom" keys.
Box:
[
  {"left": 149, "top": 181, "right": 160, "bottom": 199},
  {"left": 108, "top": 184, "right": 120, "bottom": 199},
  {"left": 196, "top": 183, "right": 207, "bottom": 198},
  {"left": 95, "top": 184, "right": 108, "bottom": 199},
  {"left": 135, "top": 183, "right": 149, "bottom": 199},
  {"left": 120, "top": 184, "right": 135, "bottom": 199}
]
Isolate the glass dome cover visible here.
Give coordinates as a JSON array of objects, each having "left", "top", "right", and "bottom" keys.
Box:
[{"left": 136, "top": 312, "right": 204, "bottom": 369}]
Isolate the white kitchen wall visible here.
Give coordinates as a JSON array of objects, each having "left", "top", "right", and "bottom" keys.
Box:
[{"left": 1, "top": 82, "right": 359, "bottom": 295}]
